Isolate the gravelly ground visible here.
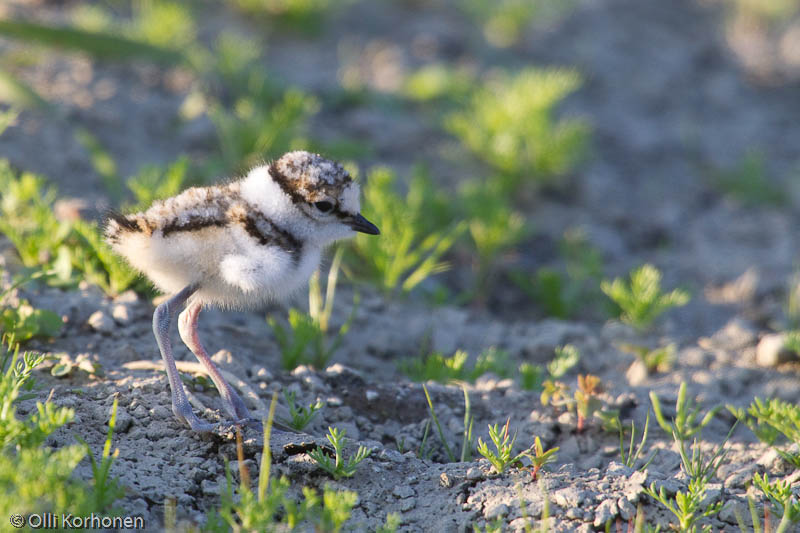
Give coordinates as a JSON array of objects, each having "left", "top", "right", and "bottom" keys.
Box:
[{"left": 2, "top": 0, "right": 800, "bottom": 531}]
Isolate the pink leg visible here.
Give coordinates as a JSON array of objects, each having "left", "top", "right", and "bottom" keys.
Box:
[{"left": 178, "top": 302, "right": 251, "bottom": 422}]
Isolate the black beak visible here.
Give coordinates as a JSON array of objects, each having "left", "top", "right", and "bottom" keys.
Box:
[{"left": 349, "top": 213, "right": 380, "bottom": 235}]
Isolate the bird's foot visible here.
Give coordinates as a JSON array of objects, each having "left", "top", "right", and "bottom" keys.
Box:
[{"left": 172, "top": 402, "right": 217, "bottom": 432}]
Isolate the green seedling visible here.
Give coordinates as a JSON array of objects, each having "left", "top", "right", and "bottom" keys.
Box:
[
  {"left": 0, "top": 161, "right": 144, "bottom": 295},
  {"left": 422, "top": 384, "right": 457, "bottom": 463},
  {"left": 461, "top": 385, "right": 475, "bottom": 462},
  {"left": 76, "top": 398, "right": 124, "bottom": 512},
  {"left": 402, "top": 63, "right": 474, "bottom": 102},
  {"left": 750, "top": 472, "right": 800, "bottom": 532},
  {"left": 714, "top": 150, "right": 784, "bottom": 207},
  {"left": 728, "top": 397, "right": 800, "bottom": 466},
  {"left": 541, "top": 374, "right": 603, "bottom": 432},
  {"left": 574, "top": 374, "right": 602, "bottom": 433},
  {"left": 446, "top": 68, "right": 588, "bottom": 190},
  {"left": 280, "top": 390, "right": 323, "bottom": 432},
  {"left": 376, "top": 512, "right": 402, "bottom": 533},
  {"left": 601, "top": 264, "right": 690, "bottom": 331},
  {"left": 0, "top": 335, "right": 123, "bottom": 521},
  {"left": 548, "top": 344, "right": 581, "bottom": 379},
  {"left": 400, "top": 349, "right": 469, "bottom": 383},
  {"left": 518, "top": 362, "right": 544, "bottom": 391},
  {"left": 348, "top": 166, "right": 463, "bottom": 296},
  {"left": 460, "top": 0, "right": 576, "bottom": 48},
  {"left": 209, "top": 394, "right": 358, "bottom": 532},
  {"left": 616, "top": 411, "right": 657, "bottom": 471},
  {"left": 540, "top": 379, "right": 571, "bottom": 410},
  {"left": 651, "top": 382, "right": 720, "bottom": 443},
  {"left": 477, "top": 418, "right": 524, "bottom": 474},
  {"left": 512, "top": 228, "right": 604, "bottom": 319},
  {"left": 644, "top": 477, "right": 722, "bottom": 533},
  {"left": 676, "top": 423, "right": 736, "bottom": 485},
  {"left": 308, "top": 426, "right": 371, "bottom": 480},
  {"left": 461, "top": 179, "right": 527, "bottom": 301},
  {"left": 0, "top": 269, "right": 62, "bottom": 343},
  {"left": 619, "top": 343, "right": 676, "bottom": 374},
  {"left": 400, "top": 346, "right": 514, "bottom": 384},
  {"left": 269, "top": 248, "right": 356, "bottom": 370},
  {"left": 523, "top": 436, "right": 559, "bottom": 481}
]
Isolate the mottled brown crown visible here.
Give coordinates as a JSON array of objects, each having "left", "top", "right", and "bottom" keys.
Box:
[{"left": 268, "top": 151, "right": 353, "bottom": 204}]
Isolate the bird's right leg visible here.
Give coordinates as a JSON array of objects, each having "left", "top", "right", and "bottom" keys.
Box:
[{"left": 152, "top": 284, "right": 215, "bottom": 432}]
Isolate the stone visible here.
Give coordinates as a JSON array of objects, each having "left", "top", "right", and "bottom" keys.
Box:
[
  {"left": 756, "top": 333, "right": 798, "bottom": 367},
  {"left": 87, "top": 310, "right": 115, "bottom": 334},
  {"left": 593, "top": 499, "right": 618, "bottom": 527}
]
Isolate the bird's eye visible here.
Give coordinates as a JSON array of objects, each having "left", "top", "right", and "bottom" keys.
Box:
[{"left": 314, "top": 201, "right": 334, "bottom": 213}]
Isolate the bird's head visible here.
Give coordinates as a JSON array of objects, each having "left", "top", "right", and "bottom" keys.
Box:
[{"left": 263, "top": 151, "right": 379, "bottom": 244}]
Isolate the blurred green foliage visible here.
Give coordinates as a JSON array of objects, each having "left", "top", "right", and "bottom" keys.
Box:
[
  {"left": 348, "top": 166, "right": 464, "bottom": 296},
  {"left": 461, "top": 0, "right": 577, "bottom": 48},
  {"left": 446, "top": 68, "right": 588, "bottom": 192},
  {"left": 602, "top": 264, "right": 690, "bottom": 331},
  {"left": 0, "top": 338, "right": 123, "bottom": 523},
  {"left": 713, "top": 150, "right": 785, "bottom": 207},
  {"left": 511, "top": 228, "right": 604, "bottom": 319},
  {"left": 0, "top": 160, "right": 146, "bottom": 296}
]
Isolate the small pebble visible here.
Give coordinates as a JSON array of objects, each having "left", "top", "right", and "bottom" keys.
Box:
[
  {"left": 593, "top": 499, "right": 618, "bottom": 527},
  {"left": 484, "top": 503, "right": 508, "bottom": 520},
  {"left": 87, "top": 310, "right": 115, "bottom": 334},
  {"left": 466, "top": 467, "right": 483, "bottom": 480},
  {"left": 392, "top": 485, "right": 415, "bottom": 499},
  {"left": 111, "top": 303, "right": 132, "bottom": 325},
  {"left": 756, "top": 333, "right": 798, "bottom": 367}
]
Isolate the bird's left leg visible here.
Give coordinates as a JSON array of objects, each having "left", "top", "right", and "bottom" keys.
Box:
[{"left": 178, "top": 301, "right": 253, "bottom": 424}]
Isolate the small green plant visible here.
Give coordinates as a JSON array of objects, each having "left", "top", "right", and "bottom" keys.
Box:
[
  {"left": 541, "top": 373, "right": 603, "bottom": 432},
  {"left": 524, "top": 436, "right": 559, "bottom": 481},
  {"left": 269, "top": 248, "right": 356, "bottom": 370},
  {"left": 461, "top": 179, "right": 528, "bottom": 300},
  {"left": 0, "top": 335, "right": 122, "bottom": 521},
  {"left": 279, "top": 390, "right": 323, "bottom": 432},
  {"left": 461, "top": 0, "right": 576, "bottom": 48},
  {"left": 644, "top": 477, "right": 722, "bottom": 533},
  {"left": 728, "top": 397, "right": 800, "bottom": 466},
  {"left": 676, "top": 424, "right": 735, "bottom": 485},
  {"left": 714, "top": 150, "right": 784, "bottom": 207},
  {"left": 76, "top": 398, "right": 124, "bottom": 512},
  {"left": 400, "top": 346, "right": 515, "bottom": 384},
  {"left": 461, "top": 385, "right": 475, "bottom": 462},
  {"left": 308, "top": 426, "right": 371, "bottom": 480},
  {"left": 209, "top": 395, "right": 359, "bottom": 532},
  {"left": 446, "top": 68, "right": 588, "bottom": 191},
  {"left": 601, "top": 264, "right": 690, "bottom": 331},
  {"left": 619, "top": 343, "right": 676, "bottom": 374},
  {"left": 651, "top": 382, "right": 720, "bottom": 443},
  {"left": 512, "top": 228, "right": 604, "bottom": 319},
  {"left": 574, "top": 374, "right": 602, "bottom": 433},
  {"left": 477, "top": 418, "right": 524, "bottom": 474},
  {"left": 0, "top": 269, "right": 62, "bottom": 343},
  {"left": 348, "top": 166, "right": 463, "bottom": 296},
  {"left": 402, "top": 63, "right": 474, "bottom": 102},
  {"left": 0, "top": 160, "right": 144, "bottom": 295},
  {"left": 422, "top": 384, "right": 457, "bottom": 463},
  {"left": 616, "top": 411, "right": 656, "bottom": 470},
  {"left": 750, "top": 472, "right": 800, "bottom": 532},
  {"left": 548, "top": 344, "right": 581, "bottom": 379},
  {"left": 518, "top": 362, "right": 544, "bottom": 391}
]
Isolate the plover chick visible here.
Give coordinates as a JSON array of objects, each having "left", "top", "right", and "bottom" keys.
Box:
[{"left": 105, "top": 151, "right": 379, "bottom": 431}]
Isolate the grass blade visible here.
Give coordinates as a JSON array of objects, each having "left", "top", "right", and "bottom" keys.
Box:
[{"left": 0, "top": 20, "right": 184, "bottom": 66}]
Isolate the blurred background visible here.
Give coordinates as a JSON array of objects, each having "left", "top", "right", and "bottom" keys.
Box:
[{"left": 0, "top": 0, "right": 799, "bottom": 334}]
